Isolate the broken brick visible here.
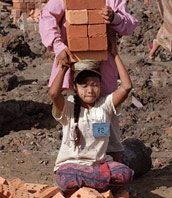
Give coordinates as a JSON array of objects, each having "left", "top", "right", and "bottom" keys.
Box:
[
  {"left": 1, "top": 184, "right": 11, "bottom": 197},
  {"left": 101, "top": 190, "right": 113, "bottom": 198},
  {"left": 38, "top": 186, "right": 59, "bottom": 198},
  {"left": 66, "top": 10, "right": 88, "bottom": 25},
  {"left": 0, "top": 177, "right": 8, "bottom": 185},
  {"left": 22, "top": 183, "right": 49, "bottom": 195},
  {"left": 11, "top": 9, "right": 21, "bottom": 18},
  {"left": 13, "top": 2, "right": 27, "bottom": 9},
  {"left": 13, "top": 189, "right": 36, "bottom": 198},
  {"left": 9, "top": 178, "right": 23, "bottom": 189},
  {"left": 71, "top": 187, "right": 103, "bottom": 198},
  {"left": 52, "top": 191, "right": 65, "bottom": 198},
  {"left": 12, "top": 0, "right": 24, "bottom": 2}
]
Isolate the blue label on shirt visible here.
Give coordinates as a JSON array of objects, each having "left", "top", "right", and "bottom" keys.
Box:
[{"left": 92, "top": 123, "right": 110, "bottom": 137}]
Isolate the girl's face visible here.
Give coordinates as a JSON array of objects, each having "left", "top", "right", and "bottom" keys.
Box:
[{"left": 75, "top": 76, "right": 101, "bottom": 107}]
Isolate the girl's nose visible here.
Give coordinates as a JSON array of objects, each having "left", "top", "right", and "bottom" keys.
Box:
[{"left": 87, "top": 86, "right": 93, "bottom": 92}]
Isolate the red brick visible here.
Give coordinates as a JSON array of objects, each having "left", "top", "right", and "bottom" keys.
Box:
[
  {"left": 1, "top": 184, "right": 11, "bottom": 197},
  {"left": 0, "top": 177, "right": 8, "bottom": 185},
  {"left": 69, "top": 51, "right": 107, "bottom": 62},
  {"left": 68, "top": 37, "right": 89, "bottom": 51},
  {"left": 71, "top": 187, "right": 103, "bottom": 198},
  {"left": 87, "top": 0, "right": 105, "bottom": 9},
  {"left": 13, "top": 2, "right": 27, "bottom": 9},
  {"left": 11, "top": 9, "right": 21, "bottom": 18},
  {"left": 13, "top": 0, "right": 23, "bottom": 2},
  {"left": 22, "top": 183, "right": 49, "bottom": 195},
  {"left": 66, "top": 10, "right": 88, "bottom": 25},
  {"left": 64, "top": 0, "right": 87, "bottom": 10},
  {"left": 89, "top": 37, "right": 107, "bottom": 51},
  {"left": 27, "top": 2, "right": 35, "bottom": 9},
  {"left": 88, "top": 24, "right": 106, "bottom": 38},
  {"left": 13, "top": 189, "right": 36, "bottom": 198},
  {"left": 101, "top": 190, "right": 113, "bottom": 198},
  {"left": 66, "top": 23, "right": 87, "bottom": 39},
  {"left": 38, "top": 186, "right": 59, "bottom": 198},
  {"left": 0, "top": 184, "right": 3, "bottom": 194},
  {"left": 52, "top": 191, "right": 65, "bottom": 198},
  {"left": 88, "top": 10, "right": 104, "bottom": 24},
  {"left": 9, "top": 178, "right": 23, "bottom": 189}
]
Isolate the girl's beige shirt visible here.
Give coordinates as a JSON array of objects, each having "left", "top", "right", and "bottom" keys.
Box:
[{"left": 52, "top": 94, "right": 120, "bottom": 172}]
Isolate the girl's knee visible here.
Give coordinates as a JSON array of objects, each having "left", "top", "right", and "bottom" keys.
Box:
[
  {"left": 56, "top": 172, "right": 78, "bottom": 191},
  {"left": 109, "top": 162, "right": 134, "bottom": 185}
]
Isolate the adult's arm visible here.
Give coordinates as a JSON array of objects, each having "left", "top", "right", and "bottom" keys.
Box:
[
  {"left": 107, "top": 0, "right": 138, "bottom": 35},
  {"left": 39, "top": 0, "right": 67, "bottom": 55}
]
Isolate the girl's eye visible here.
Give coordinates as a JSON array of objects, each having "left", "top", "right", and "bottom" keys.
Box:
[
  {"left": 81, "top": 84, "right": 87, "bottom": 88},
  {"left": 93, "top": 83, "right": 99, "bottom": 87}
]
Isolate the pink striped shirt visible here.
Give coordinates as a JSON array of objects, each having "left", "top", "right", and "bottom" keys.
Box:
[{"left": 39, "top": 0, "right": 138, "bottom": 96}]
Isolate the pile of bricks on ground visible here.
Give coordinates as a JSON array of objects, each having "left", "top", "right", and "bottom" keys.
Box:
[
  {"left": 65, "top": 0, "right": 108, "bottom": 61},
  {"left": 11, "top": 0, "right": 48, "bottom": 22},
  {"left": 10, "top": 0, "right": 48, "bottom": 32},
  {"left": 0, "top": 176, "right": 129, "bottom": 198}
]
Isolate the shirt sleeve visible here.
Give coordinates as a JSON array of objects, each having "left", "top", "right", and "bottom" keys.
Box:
[
  {"left": 52, "top": 99, "right": 73, "bottom": 125},
  {"left": 101, "top": 93, "right": 117, "bottom": 116},
  {"left": 107, "top": 0, "right": 138, "bottom": 35},
  {"left": 39, "top": 0, "right": 67, "bottom": 55}
]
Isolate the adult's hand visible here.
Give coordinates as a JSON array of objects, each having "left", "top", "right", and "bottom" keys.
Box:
[
  {"left": 101, "top": 6, "right": 114, "bottom": 24},
  {"left": 56, "top": 47, "right": 73, "bottom": 70}
]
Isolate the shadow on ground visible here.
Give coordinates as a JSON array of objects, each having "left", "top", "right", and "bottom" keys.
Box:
[
  {"left": 0, "top": 100, "right": 56, "bottom": 136},
  {"left": 132, "top": 164, "right": 172, "bottom": 198}
]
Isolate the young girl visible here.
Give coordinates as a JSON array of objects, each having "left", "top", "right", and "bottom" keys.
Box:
[{"left": 49, "top": 48, "right": 133, "bottom": 197}]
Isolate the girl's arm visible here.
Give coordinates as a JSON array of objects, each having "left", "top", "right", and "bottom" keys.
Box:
[
  {"left": 107, "top": 151, "right": 122, "bottom": 162},
  {"left": 112, "top": 51, "right": 132, "bottom": 107},
  {"left": 49, "top": 66, "right": 69, "bottom": 115}
]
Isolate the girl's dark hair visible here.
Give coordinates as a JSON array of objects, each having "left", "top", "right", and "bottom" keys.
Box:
[
  {"left": 75, "top": 70, "right": 101, "bottom": 84},
  {"left": 73, "top": 93, "right": 81, "bottom": 149}
]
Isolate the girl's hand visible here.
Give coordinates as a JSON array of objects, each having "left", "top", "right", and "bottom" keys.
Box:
[
  {"left": 101, "top": 6, "right": 114, "bottom": 24},
  {"left": 56, "top": 47, "right": 73, "bottom": 70}
]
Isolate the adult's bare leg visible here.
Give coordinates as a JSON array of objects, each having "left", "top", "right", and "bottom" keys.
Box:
[{"left": 149, "top": 39, "right": 160, "bottom": 60}]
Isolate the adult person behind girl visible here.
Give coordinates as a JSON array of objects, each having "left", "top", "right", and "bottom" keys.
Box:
[
  {"left": 144, "top": 0, "right": 172, "bottom": 60},
  {"left": 39, "top": 0, "right": 138, "bottom": 92},
  {"left": 49, "top": 45, "right": 133, "bottom": 197},
  {"left": 39, "top": 0, "right": 138, "bottom": 164}
]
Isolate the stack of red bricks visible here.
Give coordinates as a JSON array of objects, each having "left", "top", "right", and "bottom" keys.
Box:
[
  {"left": 0, "top": 176, "right": 129, "bottom": 198},
  {"left": 11, "top": 0, "right": 48, "bottom": 23},
  {"left": 65, "top": 0, "right": 108, "bottom": 61}
]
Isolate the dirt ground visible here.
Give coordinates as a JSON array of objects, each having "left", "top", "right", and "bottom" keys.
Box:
[{"left": 0, "top": 1, "right": 172, "bottom": 198}]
